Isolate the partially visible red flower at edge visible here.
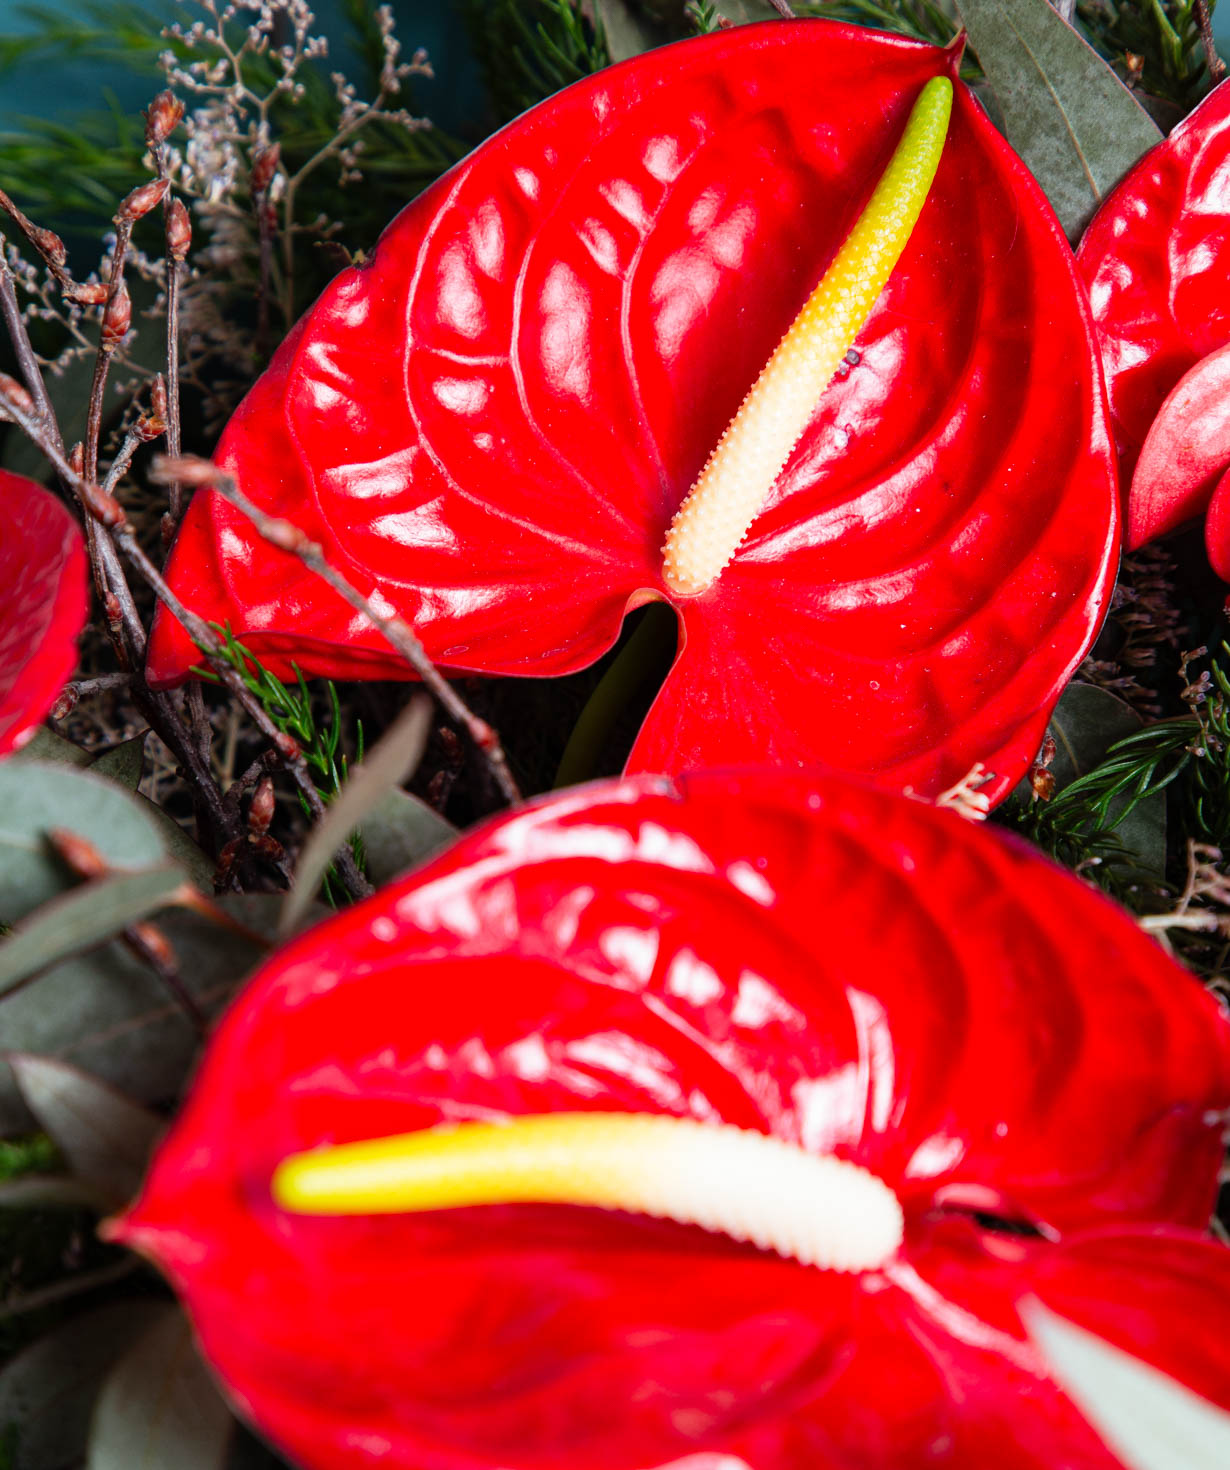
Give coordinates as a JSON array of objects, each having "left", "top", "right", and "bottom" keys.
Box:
[
  {"left": 115, "top": 771, "right": 1230, "bottom": 1470},
  {"left": 146, "top": 21, "right": 1118, "bottom": 808},
  {"left": 0, "top": 468, "right": 87, "bottom": 755},
  {"left": 1078, "top": 76, "right": 1230, "bottom": 565}
]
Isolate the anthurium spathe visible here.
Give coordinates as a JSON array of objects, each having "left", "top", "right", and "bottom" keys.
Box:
[
  {"left": 1078, "top": 78, "right": 1230, "bottom": 550},
  {"left": 114, "top": 770, "right": 1230, "bottom": 1470},
  {"left": 146, "top": 20, "right": 1118, "bottom": 807},
  {"left": 0, "top": 469, "right": 87, "bottom": 756}
]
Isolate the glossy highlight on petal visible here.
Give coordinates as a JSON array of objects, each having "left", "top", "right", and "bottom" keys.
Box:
[
  {"left": 0, "top": 470, "right": 88, "bottom": 756},
  {"left": 148, "top": 20, "right": 1117, "bottom": 806},
  {"left": 116, "top": 771, "right": 1230, "bottom": 1470}
]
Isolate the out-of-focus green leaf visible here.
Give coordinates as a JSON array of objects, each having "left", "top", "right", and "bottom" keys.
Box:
[
  {"left": 12, "top": 728, "right": 91, "bottom": 767},
  {"left": 0, "top": 1301, "right": 167, "bottom": 1470},
  {"left": 360, "top": 788, "right": 459, "bottom": 886},
  {"left": 953, "top": 0, "right": 1162, "bottom": 238},
  {"left": 1022, "top": 1300, "right": 1230, "bottom": 1470},
  {"left": 7, "top": 1056, "right": 160, "bottom": 1207},
  {"left": 0, "top": 896, "right": 293, "bottom": 1134},
  {"left": 594, "top": 0, "right": 670, "bottom": 58},
  {"left": 0, "top": 866, "right": 188, "bottom": 995},
  {"left": 87, "top": 1307, "right": 234, "bottom": 1470},
  {"left": 88, "top": 735, "right": 146, "bottom": 791},
  {"left": 0, "top": 762, "right": 169, "bottom": 925}
]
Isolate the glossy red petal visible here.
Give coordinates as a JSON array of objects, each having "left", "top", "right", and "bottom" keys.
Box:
[
  {"left": 0, "top": 471, "right": 88, "bottom": 756},
  {"left": 116, "top": 773, "right": 1230, "bottom": 1470},
  {"left": 1204, "top": 462, "right": 1230, "bottom": 580},
  {"left": 1079, "top": 77, "right": 1230, "bottom": 538},
  {"left": 1127, "top": 343, "right": 1230, "bottom": 546},
  {"left": 147, "top": 22, "right": 1116, "bottom": 801}
]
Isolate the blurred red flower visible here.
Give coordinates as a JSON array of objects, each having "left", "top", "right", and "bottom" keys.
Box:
[{"left": 117, "top": 771, "right": 1230, "bottom": 1470}]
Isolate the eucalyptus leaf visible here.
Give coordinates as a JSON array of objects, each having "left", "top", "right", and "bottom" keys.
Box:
[
  {"left": 360, "top": 787, "right": 459, "bottom": 886},
  {"left": 8, "top": 1055, "right": 161, "bottom": 1207},
  {"left": 593, "top": 0, "right": 669, "bottom": 59},
  {"left": 0, "top": 762, "right": 170, "bottom": 926},
  {"left": 1041, "top": 682, "right": 1167, "bottom": 872},
  {"left": 0, "top": 1176, "right": 101, "bottom": 1210},
  {"left": 713, "top": 0, "right": 780, "bottom": 22},
  {"left": 0, "top": 896, "right": 280, "bottom": 1133},
  {"left": 133, "top": 795, "right": 216, "bottom": 891},
  {"left": 89, "top": 734, "right": 147, "bottom": 790},
  {"left": 952, "top": 0, "right": 1162, "bottom": 238},
  {"left": 12, "top": 727, "right": 92, "bottom": 767},
  {"left": 0, "top": 1301, "right": 167, "bottom": 1470},
  {"left": 1022, "top": 1301, "right": 1230, "bottom": 1470},
  {"left": 281, "top": 696, "right": 432, "bottom": 936},
  {"left": 0, "top": 866, "right": 189, "bottom": 996},
  {"left": 87, "top": 1307, "right": 234, "bottom": 1470}
]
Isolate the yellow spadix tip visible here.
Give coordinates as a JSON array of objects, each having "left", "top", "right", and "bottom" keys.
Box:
[{"left": 661, "top": 75, "right": 953, "bottom": 597}]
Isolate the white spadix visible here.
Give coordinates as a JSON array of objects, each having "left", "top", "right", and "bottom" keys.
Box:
[
  {"left": 273, "top": 1112, "right": 905, "bottom": 1273},
  {"left": 661, "top": 74, "right": 954, "bottom": 596}
]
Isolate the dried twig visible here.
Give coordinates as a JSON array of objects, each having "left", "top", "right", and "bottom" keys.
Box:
[
  {"left": 152, "top": 455, "right": 523, "bottom": 807},
  {"left": 1194, "top": 0, "right": 1226, "bottom": 85}
]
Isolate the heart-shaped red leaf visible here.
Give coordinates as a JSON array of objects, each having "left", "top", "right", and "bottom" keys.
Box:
[
  {"left": 0, "top": 470, "right": 87, "bottom": 756},
  {"left": 115, "top": 771, "right": 1230, "bottom": 1470},
  {"left": 1079, "top": 77, "right": 1230, "bottom": 545},
  {"left": 1128, "top": 342, "right": 1230, "bottom": 547},
  {"left": 148, "top": 21, "right": 1117, "bottom": 805}
]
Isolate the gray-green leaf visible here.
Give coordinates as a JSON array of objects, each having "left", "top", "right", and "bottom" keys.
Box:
[
  {"left": 0, "top": 896, "right": 278, "bottom": 1134},
  {"left": 0, "top": 762, "right": 171, "bottom": 926},
  {"left": 360, "top": 787, "right": 458, "bottom": 886},
  {"left": 953, "top": 0, "right": 1162, "bottom": 239},
  {"left": 87, "top": 1307, "right": 234, "bottom": 1470},
  {"left": 0, "top": 1301, "right": 167, "bottom": 1470},
  {"left": 1022, "top": 1301, "right": 1230, "bottom": 1470},
  {"left": 8, "top": 1055, "right": 161, "bottom": 1207},
  {"left": 0, "top": 866, "right": 189, "bottom": 996}
]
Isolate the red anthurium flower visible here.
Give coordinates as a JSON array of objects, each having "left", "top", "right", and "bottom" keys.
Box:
[
  {"left": 0, "top": 469, "right": 87, "bottom": 756},
  {"left": 147, "top": 20, "right": 1118, "bottom": 806},
  {"left": 115, "top": 771, "right": 1230, "bottom": 1470},
  {"left": 1078, "top": 78, "right": 1230, "bottom": 550}
]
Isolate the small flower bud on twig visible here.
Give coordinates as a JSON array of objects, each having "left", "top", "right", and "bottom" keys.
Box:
[
  {"left": 104, "top": 592, "right": 123, "bottom": 634},
  {"left": 118, "top": 177, "right": 170, "bottom": 224},
  {"left": 49, "top": 686, "right": 79, "bottom": 721},
  {"left": 65, "top": 281, "right": 110, "bottom": 307},
  {"left": 0, "top": 372, "right": 34, "bottom": 417},
  {"left": 101, "top": 281, "right": 132, "bottom": 349},
  {"left": 81, "top": 478, "right": 127, "bottom": 528},
  {"left": 30, "top": 225, "right": 66, "bottom": 268},
  {"left": 248, "top": 777, "right": 276, "bottom": 838},
  {"left": 144, "top": 90, "right": 185, "bottom": 146},
  {"left": 151, "top": 374, "right": 168, "bottom": 420},
  {"left": 250, "top": 143, "right": 281, "bottom": 195},
  {"left": 167, "top": 199, "right": 192, "bottom": 260},
  {"left": 69, "top": 442, "right": 85, "bottom": 476}
]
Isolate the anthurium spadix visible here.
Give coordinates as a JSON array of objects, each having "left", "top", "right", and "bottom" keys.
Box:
[
  {"left": 114, "top": 771, "right": 1230, "bottom": 1470},
  {"left": 146, "top": 20, "right": 1119, "bottom": 806},
  {"left": 0, "top": 469, "right": 87, "bottom": 756}
]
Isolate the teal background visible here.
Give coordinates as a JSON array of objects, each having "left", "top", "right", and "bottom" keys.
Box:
[{"left": 0, "top": 0, "right": 485, "bottom": 138}]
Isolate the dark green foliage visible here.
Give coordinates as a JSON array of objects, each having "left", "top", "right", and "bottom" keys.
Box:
[
  {"left": 1077, "top": 0, "right": 1223, "bottom": 111},
  {"left": 685, "top": 0, "right": 727, "bottom": 32},
  {"left": 793, "top": 0, "right": 963, "bottom": 47},
  {"left": 464, "top": 0, "right": 610, "bottom": 126}
]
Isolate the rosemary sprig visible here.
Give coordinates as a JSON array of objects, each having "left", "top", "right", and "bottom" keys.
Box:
[{"left": 193, "top": 623, "right": 363, "bottom": 803}]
